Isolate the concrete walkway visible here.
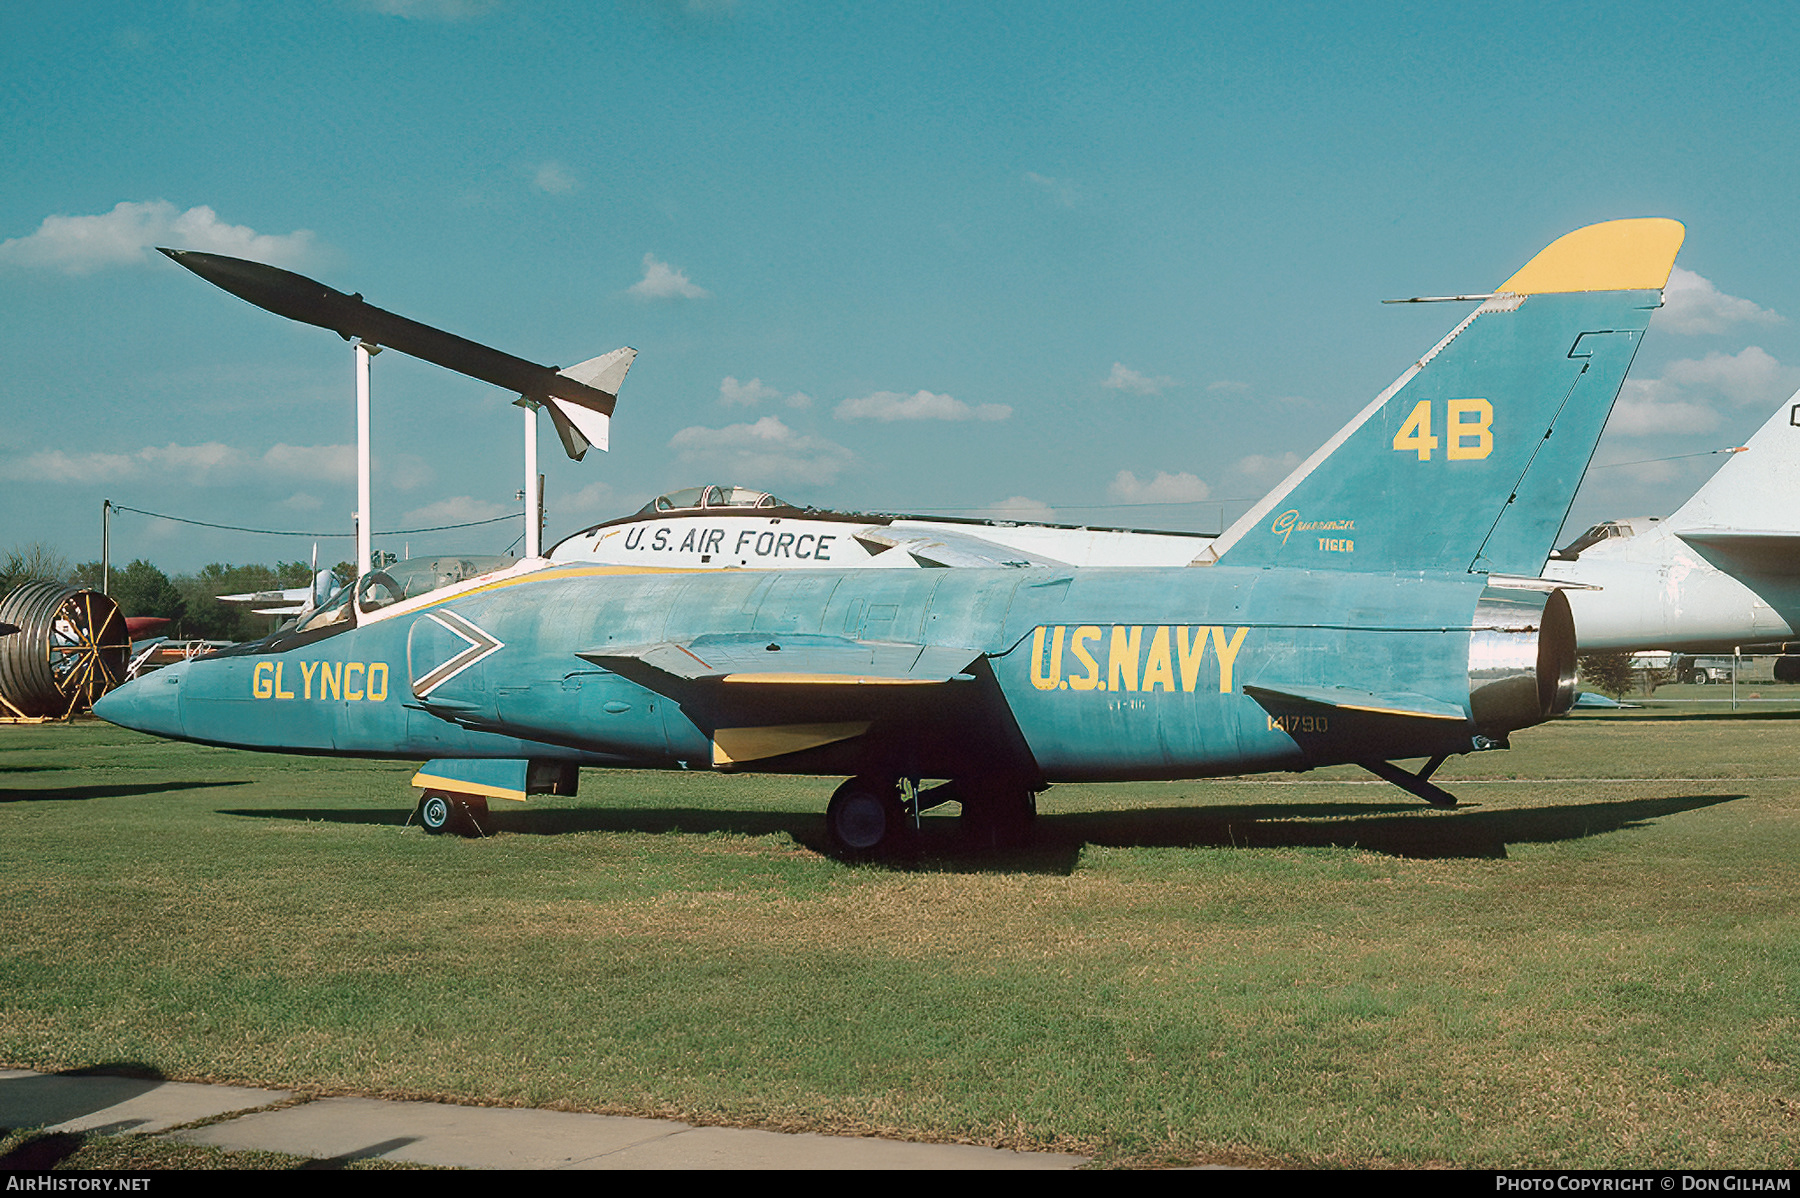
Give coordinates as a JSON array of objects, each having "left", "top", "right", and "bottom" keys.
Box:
[{"left": 0, "top": 1069, "right": 1088, "bottom": 1169}]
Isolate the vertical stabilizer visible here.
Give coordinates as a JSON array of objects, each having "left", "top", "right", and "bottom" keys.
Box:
[
  {"left": 1204, "top": 219, "right": 1684, "bottom": 576},
  {"left": 1664, "top": 388, "right": 1800, "bottom": 534}
]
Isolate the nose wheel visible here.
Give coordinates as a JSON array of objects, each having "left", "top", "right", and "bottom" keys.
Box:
[{"left": 416, "top": 790, "right": 489, "bottom": 837}]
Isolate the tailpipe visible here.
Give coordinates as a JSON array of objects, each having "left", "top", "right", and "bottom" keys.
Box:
[{"left": 1467, "top": 587, "right": 1577, "bottom": 736}]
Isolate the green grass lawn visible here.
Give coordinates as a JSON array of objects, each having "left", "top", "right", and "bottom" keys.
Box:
[{"left": 1, "top": 709, "right": 1796, "bottom": 1168}]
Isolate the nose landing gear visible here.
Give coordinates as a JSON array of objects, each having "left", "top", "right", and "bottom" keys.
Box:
[{"left": 416, "top": 790, "right": 489, "bottom": 837}]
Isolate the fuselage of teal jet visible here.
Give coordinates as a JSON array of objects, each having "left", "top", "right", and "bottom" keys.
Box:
[{"left": 96, "top": 219, "right": 1687, "bottom": 851}]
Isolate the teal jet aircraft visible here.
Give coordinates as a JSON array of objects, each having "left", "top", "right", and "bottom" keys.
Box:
[{"left": 96, "top": 219, "right": 1686, "bottom": 855}]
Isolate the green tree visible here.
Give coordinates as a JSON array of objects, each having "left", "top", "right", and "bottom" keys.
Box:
[
  {"left": 1577, "top": 651, "right": 1638, "bottom": 699},
  {"left": 175, "top": 563, "right": 282, "bottom": 641},
  {"left": 111, "top": 559, "right": 187, "bottom": 627}
]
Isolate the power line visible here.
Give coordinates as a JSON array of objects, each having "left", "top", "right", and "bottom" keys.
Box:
[{"left": 108, "top": 504, "right": 521, "bottom": 538}]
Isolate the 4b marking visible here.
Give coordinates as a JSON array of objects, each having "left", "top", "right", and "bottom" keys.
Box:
[{"left": 1393, "top": 398, "right": 1494, "bottom": 461}]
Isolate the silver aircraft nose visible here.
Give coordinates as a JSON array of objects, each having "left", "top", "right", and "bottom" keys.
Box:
[{"left": 92, "top": 663, "right": 186, "bottom": 738}]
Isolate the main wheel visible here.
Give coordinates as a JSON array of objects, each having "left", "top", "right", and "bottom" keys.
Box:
[
  {"left": 825, "top": 776, "right": 907, "bottom": 858},
  {"left": 1690, "top": 670, "right": 1709, "bottom": 686},
  {"left": 417, "top": 791, "right": 488, "bottom": 837}
]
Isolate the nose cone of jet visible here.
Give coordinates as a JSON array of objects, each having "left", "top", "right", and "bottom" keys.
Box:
[{"left": 92, "top": 665, "right": 186, "bottom": 739}]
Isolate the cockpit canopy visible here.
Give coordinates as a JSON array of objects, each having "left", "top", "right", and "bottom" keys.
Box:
[
  {"left": 296, "top": 555, "right": 520, "bottom": 633},
  {"left": 1552, "top": 518, "right": 1658, "bottom": 560},
  {"left": 637, "top": 485, "right": 791, "bottom": 515}
]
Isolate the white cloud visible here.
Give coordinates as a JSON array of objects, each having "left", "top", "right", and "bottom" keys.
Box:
[
  {"left": 280, "top": 492, "right": 324, "bottom": 512},
  {"left": 1605, "top": 397, "right": 1721, "bottom": 437},
  {"left": 834, "top": 390, "right": 1011, "bottom": 422},
  {"left": 720, "top": 376, "right": 782, "bottom": 407},
  {"left": 1023, "top": 172, "right": 1079, "bottom": 208},
  {"left": 557, "top": 481, "right": 622, "bottom": 521},
  {"left": 1108, "top": 470, "right": 1211, "bottom": 504},
  {"left": 668, "top": 416, "right": 854, "bottom": 486},
  {"left": 785, "top": 392, "right": 814, "bottom": 410},
  {"left": 1655, "top": 347, "right": 1793, "bottom": 406},
  {"left": 1235, "top": 451, "right": 1302, "bottom": 483},
  {"left": 1605, "top": 347, "right": 1799, "bottom": 437},
  {"left": 532, "top": 161, "right": 577, "bottom": 195},
  {"left": 261, "top": 443, "right": 356, "bottom": 484},
  {"left": 400, "top": 496, "right": 514, "bottom": 526},
  {"left": 1658, "top": 267, "right": 1782, "bottom": 335},
  {"left": 359, "top": 0, "right": 501, "bottom": 19},
  {"left": 1102, "top": 363, "right": 1177, "bottom": 396},
  {"left": 628, "top": 252, "right": 709, "bottom": 299},
  {"left": 0, "top": 201, "right": 315, "bottom": 275},
  {"left": 1207, "top": 380, "right": 1252, "bottom": 394},
  {"left": 975, "top": 496, "right": 1057, "bottom": 522},
  {"left": 0, "top": 441, "right": 356, "bottom": 486}
]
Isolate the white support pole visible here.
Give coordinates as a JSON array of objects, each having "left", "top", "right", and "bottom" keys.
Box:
[
  {"left": 524, "top": 402, "right": 541, "bottom": 558},
  {"left": 356, "top": 342, "right": 378, "bottom": 579}
]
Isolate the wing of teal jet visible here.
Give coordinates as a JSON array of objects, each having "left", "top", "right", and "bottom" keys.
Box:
[{"left": 93, "top": 218, "right": 1686, "bottom": 857}]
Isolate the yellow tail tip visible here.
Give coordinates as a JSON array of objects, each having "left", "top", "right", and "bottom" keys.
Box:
[{"left": 1497, "top": 218, "right": 1686, "bottom": 295}]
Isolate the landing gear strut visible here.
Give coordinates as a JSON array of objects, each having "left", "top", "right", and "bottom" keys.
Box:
[
  {"left": 416, "top": 790, "right": 489, "bottom": 837},
  {"left": 1361, "top": 757, "right": 1457, "bottom": 808}
]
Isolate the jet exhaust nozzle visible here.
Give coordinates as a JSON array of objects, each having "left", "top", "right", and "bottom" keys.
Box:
[{"left": 1467, "top": 587, "right": 1577, "bottom": 736}]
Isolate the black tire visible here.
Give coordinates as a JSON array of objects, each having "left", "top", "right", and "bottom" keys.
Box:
[
  {"left": 825, "top": 776, "right": 907, "bottom": 858},
  {"left": 417, "top": 791, "right": 488, "bottom": 837},
  {"left": 418, "top": 791, "right": 455, "bottom": 835},
  {"left": 1690, "top": 671, "right": 1709, "bottom": 686},
  {"left": 1774, "top": 657, "right": 1800, "bottom": 684}
]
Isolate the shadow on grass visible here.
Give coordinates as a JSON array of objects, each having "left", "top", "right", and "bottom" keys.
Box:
[
  {"left": 1577, "top": 708, "right": 1800, "bottom": 723},
  {"left": 0, "top": 780, "right": 252, "bottom": 803},
  {"left": 221, "top": 791, "right": 1744, "bottom": 870},
  {"left": 0, "top": 1063, "right": 167, "bottom": 1169}
]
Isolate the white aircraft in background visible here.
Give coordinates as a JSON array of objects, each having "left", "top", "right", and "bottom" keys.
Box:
[
  {"left": 218, "top": 567, "right": 340, "bottom": 616},
  {"left": 548, "top": 484, "right": 1209, "bottom": 570},
  {"left": 1545, "top": 389, "right": 1800, "bottom": 661},
  {"left": 548, "top": 396, "right": 1800, "bottom": 665}
]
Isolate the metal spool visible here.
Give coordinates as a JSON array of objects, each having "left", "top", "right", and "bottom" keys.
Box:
[{"left": 0, "top": 583, "right": 131, "bottom": 718}]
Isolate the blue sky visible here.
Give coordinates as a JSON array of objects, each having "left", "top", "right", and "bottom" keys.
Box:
[{"left": 4, "top": 1, "right": 1798, "bottom": 573}]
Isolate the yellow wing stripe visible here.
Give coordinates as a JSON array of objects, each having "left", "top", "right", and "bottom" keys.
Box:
[
  {"left": 719, "top": 673, "right": 945, "bottom": 686},
  {"left": 410, "top": 771, "right": 529, "bottom": 802}
]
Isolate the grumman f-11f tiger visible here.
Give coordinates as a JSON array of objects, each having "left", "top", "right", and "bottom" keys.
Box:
[{"left": 95, "top": 219, "right": 1685, "bottom": 856}]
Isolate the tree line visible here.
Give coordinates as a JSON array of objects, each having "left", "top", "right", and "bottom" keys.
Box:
[{"left": 2, "top": 542, "right": 357, "bottom": 644}]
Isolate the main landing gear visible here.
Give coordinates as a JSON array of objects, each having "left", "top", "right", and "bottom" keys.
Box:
[
  {"left": 416, "top": 790, "right": 489, "bottom": 837},
  {"left": 823, "top": 774, "right": 1040, "bottom": 858}
]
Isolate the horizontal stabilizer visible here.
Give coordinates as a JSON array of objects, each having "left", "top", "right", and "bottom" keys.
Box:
[
  {"left": 1244, "top": 683, "right": 1469, "bottom": 722},
  {"left": 855, "top": 528, "right": 1073, "bottom": 569},
  {"left": 1675, "top": 529, "right": 1800, "bottom": 576},
  {"left": 580, "top": 632, "right": 983, "bottom": 688}
]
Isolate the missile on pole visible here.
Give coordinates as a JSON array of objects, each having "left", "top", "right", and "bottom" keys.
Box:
[{"left": 157, "top": 248, "right": 632, "bottom": 459}]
